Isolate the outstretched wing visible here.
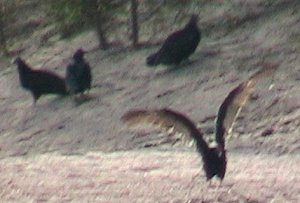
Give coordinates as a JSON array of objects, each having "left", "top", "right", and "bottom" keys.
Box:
[
  {"left": 122, "top": 108, "right": 210, "bottom": 153},
  {"left": 215, "top": 63, "right": 278, "bottom": 148}
]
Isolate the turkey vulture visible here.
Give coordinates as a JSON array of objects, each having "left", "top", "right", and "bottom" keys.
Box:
[
  {"left": 65, "top": 49, "right": 92, "bottom": 96},
  {"left": 122, "top": 64, "right": 277, "bottom": 181},
  {"left": 14, "top": 57, "right": 67, "bottom": 104},
  {"left": 146, "top": 14, "right": 201, "bottom": 67}
]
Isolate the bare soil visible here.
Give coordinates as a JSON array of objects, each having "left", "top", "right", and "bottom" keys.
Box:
[{"left": 0, "top": 152, "right": 299, "bottom": 203}]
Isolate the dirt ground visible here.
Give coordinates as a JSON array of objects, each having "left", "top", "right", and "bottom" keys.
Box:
[
  {"left": 0, "top": 0, "right": 299, "bottom": 202},
  {"left": 0, "top": 151, "right": 299, "bottom": 203}
]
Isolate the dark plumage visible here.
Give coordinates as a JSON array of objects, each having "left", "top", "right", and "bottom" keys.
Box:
[
  {"left": 14, "top": 57, "right": 67, "bottom": 104},
  {"left": 123, "top": 108, "right": 226, "bottom": 180},
  {"left": 146, "top": 14, "right": 201, "bottom": 67},
  {"left": 122, "top": 65, "right": 277, "bottom": 181},
  {"left": 65, "top": 49, "right": 92, "bottom": 95}
]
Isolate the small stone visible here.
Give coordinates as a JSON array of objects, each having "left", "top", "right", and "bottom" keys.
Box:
[{"left": 261, "top": 128, "right": 274, "bottom": 137}]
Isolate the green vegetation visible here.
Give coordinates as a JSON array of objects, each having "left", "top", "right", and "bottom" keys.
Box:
[
  {"left": 0, "top": 0, "right": 201, "bottom": 54},
  {"left": 0, "top": 0, "right": 21, "bottom": 56},
  {"left": 48, "top": 0, "right": 124, "bottom": 49}
]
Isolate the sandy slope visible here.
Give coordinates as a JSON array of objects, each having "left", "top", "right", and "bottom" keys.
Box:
[{"left": 1, "top": 9, "right": 299, "bottom": 157}]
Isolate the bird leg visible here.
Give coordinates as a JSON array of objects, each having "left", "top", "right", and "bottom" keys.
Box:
[
  {"left": 207, "top": 179, "right": 212, "bottom": 187},
  {"left": 207, "top": 177, "right": 222, "bottom": 188},
  {"left": 218, "top": 179, "right": 223, "bottom": 187},
  {"left": 72, "top": 94, "right": 81, "bottom": 104},
  {"left": 32, "top": 93, "right": 39, "bottom": 106},
  {"left": 215, "top": 179, "right": 222, "bottom": 192},
  {"left": 182, "top": 58, "right": 194, "bottom": 66}
]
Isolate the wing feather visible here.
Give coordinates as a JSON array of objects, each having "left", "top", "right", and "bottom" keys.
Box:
[
  {"left": 121, "top": 108, "right": 210, "bottom": 152},
  {"left": 215, "top": 63, "right": 278, "bottom": 147}
]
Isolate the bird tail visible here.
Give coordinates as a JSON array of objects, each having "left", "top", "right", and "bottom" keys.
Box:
[{"left": 146, "top": 53, "right": 160, "bottom": 66}]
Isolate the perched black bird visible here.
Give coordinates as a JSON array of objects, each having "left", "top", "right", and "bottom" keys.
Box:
[
  {"left": 65, "top": 49, "right": 92, "bottom": 96},
  {"left": 122, "top": 64, "right": 276, "bottom": 181},
  {"left": 146, "top": 14, "right": 201, "bottom": 67},
  {"left": 14, "top": 57, "right": 67, "bottom": 104}
]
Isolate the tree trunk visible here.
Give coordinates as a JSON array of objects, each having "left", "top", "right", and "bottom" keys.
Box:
[
  {"left": 85, "top": 0, "right": 109, "bottom": 50},
  {"left": 130, "top": 0, "right": 139, "bottom": 47},
  {"left": 95, "top": 18, "right": 109, "bottom": 50}
]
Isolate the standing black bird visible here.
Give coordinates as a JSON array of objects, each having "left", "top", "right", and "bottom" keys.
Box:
[
  {"left": 65, "top": 49, "right": 92, "bottom": 96},
  {"left": 122, "top": 64, "right": 277, "bottom": 181},
  {"left": 146, "top": 14, "right": 201, "bottom": 67},
  {"left": 14, "top": 57, "right": 67, "bottom": 104}
]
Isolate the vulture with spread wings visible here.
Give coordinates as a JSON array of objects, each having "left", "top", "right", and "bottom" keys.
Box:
[{"left": 122, "top": 65, "right": 276, "bottom": 181}]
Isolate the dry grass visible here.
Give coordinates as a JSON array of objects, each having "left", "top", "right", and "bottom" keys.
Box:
[{"left": 0, "top": 151, "right": 299, "bottom": 202}]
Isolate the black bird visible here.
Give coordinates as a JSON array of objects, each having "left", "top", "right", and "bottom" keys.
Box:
[
  {"left": 146, "top": 14, "right": 201, "bottom": 67},
  {"left": 14, "top": 57, "right": 67, "bottom": 104},
  {"left": 65, "top": 49, "right": 92, "bottom": 96},
  {"left": 122, "top": 64, "right": 276, "bottom": 181}
]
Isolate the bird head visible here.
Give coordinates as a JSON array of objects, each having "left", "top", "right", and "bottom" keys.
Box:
[
  {"left": 12, "top": 57, "right": 23, "bottom": 65},
  {"left": 12, "top": 57, "right": 32, "bottom": 73},
  {"left": 190, "top": 14, "right": 199, "bottom": 24},
  {"left": 73, "top": 48, "right": 86, "bottom": 61}
]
